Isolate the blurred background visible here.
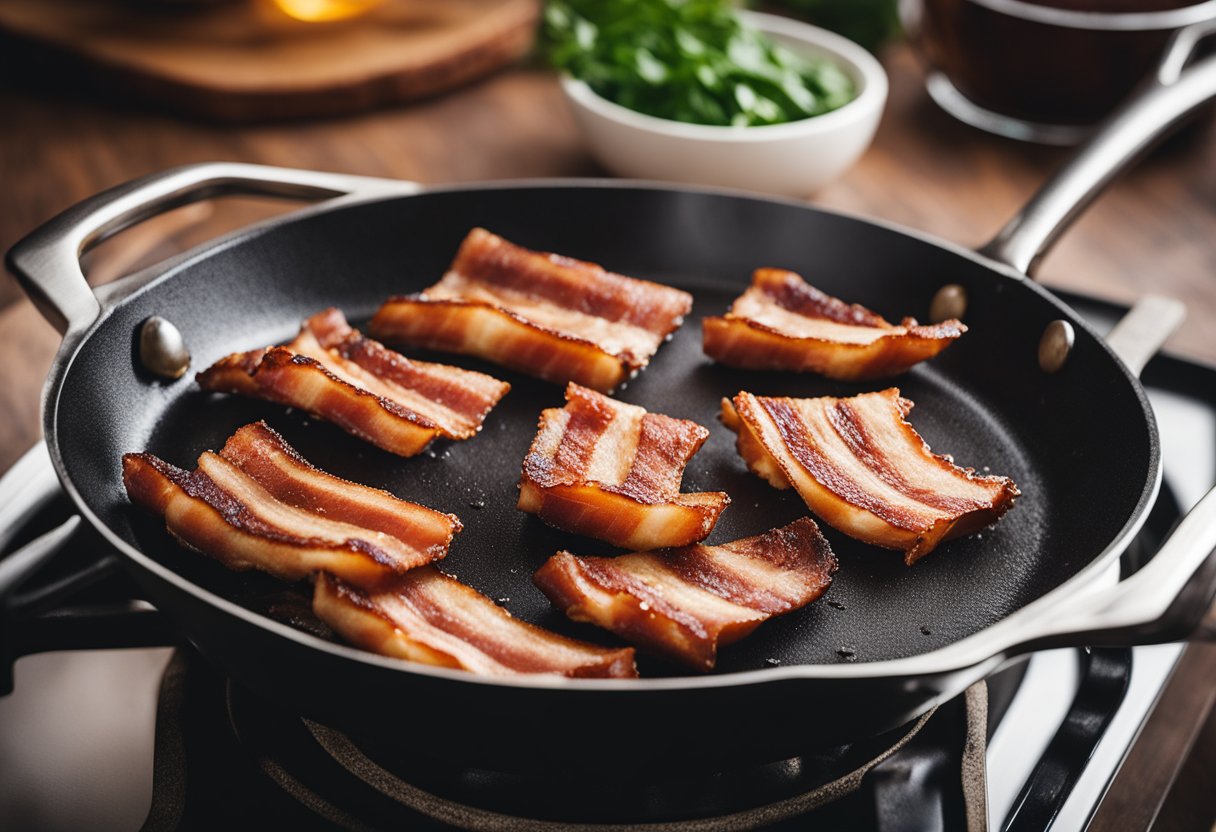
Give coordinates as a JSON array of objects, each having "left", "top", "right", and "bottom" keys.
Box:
[{"left": 1, "top": 4, "right": 1213, "bottom": 479}]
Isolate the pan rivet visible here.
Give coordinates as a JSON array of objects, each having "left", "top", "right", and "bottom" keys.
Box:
[
  {"left": 930, "top": 284, "right": 966, "bottom": 322},
  {"left": 1038, "top": 320, "right": 1075, "bottom": 374},
  {"left": 139, "top": 316, "right": 191, "bottom": 380}
]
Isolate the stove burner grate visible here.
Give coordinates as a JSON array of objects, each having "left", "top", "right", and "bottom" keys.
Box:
[{"left": 142, "top": 648, "right": 989, "bottom": 831}]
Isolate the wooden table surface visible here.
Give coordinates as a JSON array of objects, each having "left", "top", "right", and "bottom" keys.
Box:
[{"left": 2, "top": 39, "right": 1214, "bottom": 829}]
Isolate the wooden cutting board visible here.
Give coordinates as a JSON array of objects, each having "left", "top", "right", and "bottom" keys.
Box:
[{"left": 0, "top": 0, "right": 540, "bottom": 121}]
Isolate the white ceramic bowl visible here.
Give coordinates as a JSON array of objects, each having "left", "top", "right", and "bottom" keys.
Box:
[{"left": 559, "top": 11, "right": 889, "bottom": 197}]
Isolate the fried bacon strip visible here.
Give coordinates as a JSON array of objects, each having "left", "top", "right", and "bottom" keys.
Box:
[
  {"left": 122, "top": 422, "right": 459, "bottom": 585},
  {"left": 703, "top": 269, "right": 965, "bottom": 379},
  {"left": 534, "top": 519, "right": 836, "bottom": 671},
  {"left": 369, "top": 228, "right": 693, "bottom": 392},
  {"left": 723, "top": 389, "right": 1019, "bottom": 564},
  {"left": 198, "top": 308, "right": 509, "bottom": 457},
  {"left": 519, "top": 383, "right": 729, "bottom": 549},
  {"left": 314, "top": 571, "right": 638, "bottom": 678}
]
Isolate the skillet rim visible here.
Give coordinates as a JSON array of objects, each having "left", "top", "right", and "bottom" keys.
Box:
[{"left": 37, "top": 177, "right": 1161, "bottom": 692}]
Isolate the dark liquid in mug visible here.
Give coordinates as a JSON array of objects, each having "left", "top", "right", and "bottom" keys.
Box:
[{"left": 918, "top": 0, "right": 1210, "bottom": 125}]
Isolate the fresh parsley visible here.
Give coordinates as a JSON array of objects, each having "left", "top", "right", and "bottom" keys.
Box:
[{"left": 544, "top": 0, "right": 857, "bottom": 127}]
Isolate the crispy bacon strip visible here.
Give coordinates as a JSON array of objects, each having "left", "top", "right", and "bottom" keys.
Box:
[
  {"left": 314, "top": 571, "right": 638, "bottom": 678},
  {"left": 723, "top": 389, "right": 1019, "bottom": 564},
  {"left": 219, "top": 421, "right": 460, "bottom": 555},
  {"left": 534, "top": 519, "right": 836, "bottom": 671},
  {"left": 122, "top": 423, "right": 459, "bottom": 585},
  {"left": 519, "top": 383, "right": 729, "bottom": 549},
  {"left": 198, "top": 308, "right": 509, "bottom": 457},
  {"left": 703, "top": 269, "right": 965, "bottom": 379},
  {"left": 369, "top": 228, "right": 693, "bottom": 392}
]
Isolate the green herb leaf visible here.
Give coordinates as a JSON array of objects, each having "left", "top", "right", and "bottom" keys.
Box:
[
  {"left": 542, "top": 0, "right": 857, "bottom": 127},
  {"left": 636, "top": 48, "right": 668, "bottom": 84}
]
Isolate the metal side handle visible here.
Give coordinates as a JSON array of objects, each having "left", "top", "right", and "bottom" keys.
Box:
[
  {"left": 978, "top": 21, "right": 1216, "bottom": 276},
  {"left": 1106, "top": 294, "right": 1187, "bottom": 378},
  {"left": 0, "top": 445, "right": 174, "bottom": 694},
  {"left": 5, "top": 162, "right": 420, "bottom": 335},
  {"left": 0, "top": 443, "right": 61, "bottom": 554},
  {"left": 1008, "top": 484, "right": 1216, "bottom": 653}
]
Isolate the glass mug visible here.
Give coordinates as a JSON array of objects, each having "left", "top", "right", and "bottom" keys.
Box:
[{"left": 902, "top": 0, "right": 1216, "bottom": 143}]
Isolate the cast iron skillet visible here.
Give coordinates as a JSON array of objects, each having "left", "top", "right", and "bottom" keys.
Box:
[{"left": 3, "top": 33, "right": 1216, "bottom": 778}]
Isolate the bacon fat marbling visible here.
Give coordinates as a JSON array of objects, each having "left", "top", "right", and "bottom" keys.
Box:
[
  {"left": 519, "top": 383, "right": 729, "bottom": 549},
  {"left": 703, "top": 269, "right": 965, "bottom": 379},
  {"left": 723, "top": 389, "right": 1019, "bottom": 564},
  {"left": 534, "top": 519, "right": 836, "bottom": 670},
  {"left": 369, "top": 228, "right": 692, "bottom": 392},
  {"left": 197, "top": 308, "right": 509, "bottom": 457},
  {"left": 122, "top": 422, "right": 459, "bottom": 585},
  {"left": 314, "top": 571, "right": 638, "bottom": 678}
]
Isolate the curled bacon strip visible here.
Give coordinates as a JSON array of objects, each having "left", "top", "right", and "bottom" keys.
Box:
[
  {"left": 198, "top": 308, "right": 509, "bottom": 457},
  {"left": 519, "top": 383, "right": 729, "bottom": 549},
  {"left": 369, "top": 228, "right": 693, "bottom": 392},
  {"left": 314, "top": 571, "right": 638, "bottom": 678},
  {"left": 534, "top": 519, "right": 836, "bottom": 671},
  {"left": 122, "top": 422, "right": 459, "bottom": 585},
  {"left": 723, "top": 389, "right": 1019, "bottom": 564},
  {"left": 703, "top": 269, "right": 965, "bottom": 379}
]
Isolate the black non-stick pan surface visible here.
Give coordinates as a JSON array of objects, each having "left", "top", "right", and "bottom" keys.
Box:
[{"left": 45, "top": 183, "right": 1154, "bottom": 773}]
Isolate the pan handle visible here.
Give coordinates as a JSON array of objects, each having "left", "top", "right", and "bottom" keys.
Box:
[
  {"left": 0, "top": 443, "right": 62, "bottom": 554},
  {"left": 0, "top": 443, "right": 175, "bottom": 695},
  {"left": 5, "top": 163, "right": 420, "bottom": 335},
  {"left": 978, "top": 21, "right": 1216, "bottom": 276},
  {"left": 1104, "top": 294, "right": 1187, "bottom": 378},
  {"left": 1005, "top": 484, "right": 1216, "bottom": 653}
]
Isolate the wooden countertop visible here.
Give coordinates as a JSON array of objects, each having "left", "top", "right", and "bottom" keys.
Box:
[{"left": 1, "top": 39, "right": 1213, "bottom": 830}]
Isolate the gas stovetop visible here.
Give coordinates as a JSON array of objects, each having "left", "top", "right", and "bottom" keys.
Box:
[
  {"left": 133, "top": 645, "right": 994, "bottom": 831},
  {"left": 1, "top": 290, "right": 1212, "bottom": 832}
]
